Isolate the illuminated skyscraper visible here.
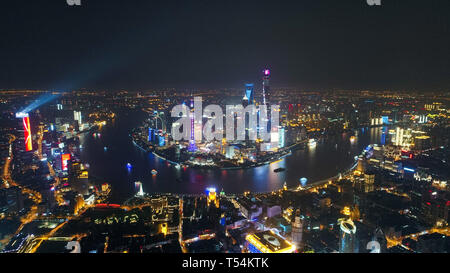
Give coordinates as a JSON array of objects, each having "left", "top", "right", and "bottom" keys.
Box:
[
  {"left": 206, "top": 187, "right": 219, "bottom": 208},
  {"left": 278, "top": 126, "right": 285, "bottom": 148},
  {"left": 22, "top": 116, "right": 33, "bottom": 151},
  {"left": 148, "top": 128, "right": 154, "bottom": 142},
  {"left": 394, "top": 127, "right": 404, "bottom": 146},
  {"left": 242, "top": 84, "right": 255, "bottom": 139},
  {"left": 291, "top": 209, "right": 303, "bottom": 250},
  {"left": 16, "top": 112, "right": 33, "bottom": 152},
  {"left": 188, "top": 112, "right": 196, "bottom": 151},
  {"left": 74, "top": 110, "right": 82, "bottom": 126},
  {"left": 356, "top": 156, "right": 365, "bottom": 173},
  {"left": 262, "top": 69, "right": 270, "bottom": 106},
  {"left": 261, "top": 69, "right": 272, "bottom": 139},
  {"left": 339, "top": 219, "right": 357, "bottom": 253},
  {"left": 188, "top": 98, "right": 197, "bottom": 152},
  {"left": 364, "top": 172, "right": 375, "bottom": 193},
  {"left": 193, "top": 98, "right": 202, "bottom": 144},
  {"left": 61, "top": 153, "right": 71, "bottom": 171},
  {"left": 245, "top": 83, "right": 254, "bottom": 105}
]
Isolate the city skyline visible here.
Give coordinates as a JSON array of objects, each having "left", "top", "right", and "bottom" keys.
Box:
[{"left": 1, "top": 0, "right": 450, "bottom": 258}]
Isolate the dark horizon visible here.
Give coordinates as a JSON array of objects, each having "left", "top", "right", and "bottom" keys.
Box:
[{"left": 0, "top": 0, "right": 449, "bottom": 91}]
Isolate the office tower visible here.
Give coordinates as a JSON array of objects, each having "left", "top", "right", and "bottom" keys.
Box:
[
  {"left": 291, "top": 209, "right": 303, "bottom": 250},
  {"left": 193, "top": 97, "right": 202, "bottom": 144},
  {"left": 245, "top": 83, "right": 254, "bottom": 105},
  {"left": 206, "top": 187, "right": 219, "bottom": 208},
  {"left": 23, "top": 116, "right": 33, "bottom": 151},
  {"left": 148, "top": 128, "right": 154, "bottom": 142},
  {"left": 61, "top": 153, "right": 71, "bottom": 171},
  {"left": 15, "top": 112, "right": 33, "bottom": 152},
  {"left": 394, "top": 127, "right": 404, "bottom": 146},
  {"left": 262, "top": 69, "right": 270, "bottom": 105},
  {"left": 363, "top": 172, "right": 375, "bottom": 193},
  {"left": 74, "top": 110, "right": 82, "bottom": 126},
  {"left": 357, "top": 156, "right": 366, "bottom": 173},
  {"left": 260, "top": 69, "right": 274, "bottom": 140},
  {"left": 278, "top": 126, "right": 285, "bottom": 148}
]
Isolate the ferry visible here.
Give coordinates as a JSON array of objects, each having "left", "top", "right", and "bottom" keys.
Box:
[{"left": 151, "top": 169, "right": 158, "bottom": 175}]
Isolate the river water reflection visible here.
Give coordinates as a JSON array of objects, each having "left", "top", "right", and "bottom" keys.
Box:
[{"left": 79, "top": 110, "right": 385, "bottom": 202}]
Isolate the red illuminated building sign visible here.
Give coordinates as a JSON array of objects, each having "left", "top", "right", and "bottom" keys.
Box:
[
  {"left": 61, "top": 153, "right": 71, "bottom": 171},
  {"left": 22, "top": 116, "right": 33, "bottom": 151},
  {"left": 95, "top": 204, "right": 121, "bottom": 209}
]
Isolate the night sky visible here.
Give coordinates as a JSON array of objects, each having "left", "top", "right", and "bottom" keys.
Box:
[{"left": 0, "top": 0, "right": 449, "bottom": 91}]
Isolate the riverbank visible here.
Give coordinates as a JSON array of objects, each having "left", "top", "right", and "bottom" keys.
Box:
[
  {"left": 79, "top": 109, "right": 384, "bottom": 200},
  {"left": 131, "top": 134, "right": 298, "bottom": 170}
]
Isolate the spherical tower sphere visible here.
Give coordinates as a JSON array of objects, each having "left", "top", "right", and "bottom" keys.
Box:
[{"left": 300, "top": 177, "right": 308, "bottom": 186}]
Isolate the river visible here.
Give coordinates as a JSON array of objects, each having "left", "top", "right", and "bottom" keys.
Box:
[{"left": 79, "top": 110, "right": 386, "bottom": 203}]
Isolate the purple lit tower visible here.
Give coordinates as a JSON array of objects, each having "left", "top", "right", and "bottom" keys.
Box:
[{"left": 262, "top": 68, "right": 270, "bottom": 106}]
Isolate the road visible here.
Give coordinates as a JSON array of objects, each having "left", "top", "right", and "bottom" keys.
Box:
[{"left": 1, "top": 133, "right": 42, "bottom": 237}]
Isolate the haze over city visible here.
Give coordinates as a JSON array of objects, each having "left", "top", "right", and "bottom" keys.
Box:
[{"left": 1, "top": 0, "right": 449, "bottom": 91}]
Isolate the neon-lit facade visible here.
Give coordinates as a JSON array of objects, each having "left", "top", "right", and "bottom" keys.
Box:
[
  {"left": 206, "top": 187, "right": 219, "bottom": 208},
  {"left": 246, "top": 230, "right": 295, "bottom": 253},
  {"left": 61, "top": 153, "right": 71, "bottom": 171},
  {"left": 158, "top": 134, "right": 165, "bottom": 147},
  {"left": 22, "top": 116, "right": 33, "bottom": 151}
]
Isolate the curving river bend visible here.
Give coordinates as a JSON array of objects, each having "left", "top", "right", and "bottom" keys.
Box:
[{"left": 79, "top": 110, "right": 385, "bottom": 203}]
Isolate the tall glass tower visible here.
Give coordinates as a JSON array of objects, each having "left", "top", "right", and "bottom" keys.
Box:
[
  {"left": 262, "top": 69, "right": 270, "bottom": 105},
  {"left": 245, "top": 83, "right": 254, "bottom": 105}
]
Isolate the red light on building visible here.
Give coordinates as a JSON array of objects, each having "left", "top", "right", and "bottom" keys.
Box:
[
  {"left": 61, "top": 153, "right": 71, "bottom": 171},
  {"left": 22, "top": 116, "right": 33, "bottom": 151},
  {"left": 95, "top": 203, "right": 120, "bottom": 208}
]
